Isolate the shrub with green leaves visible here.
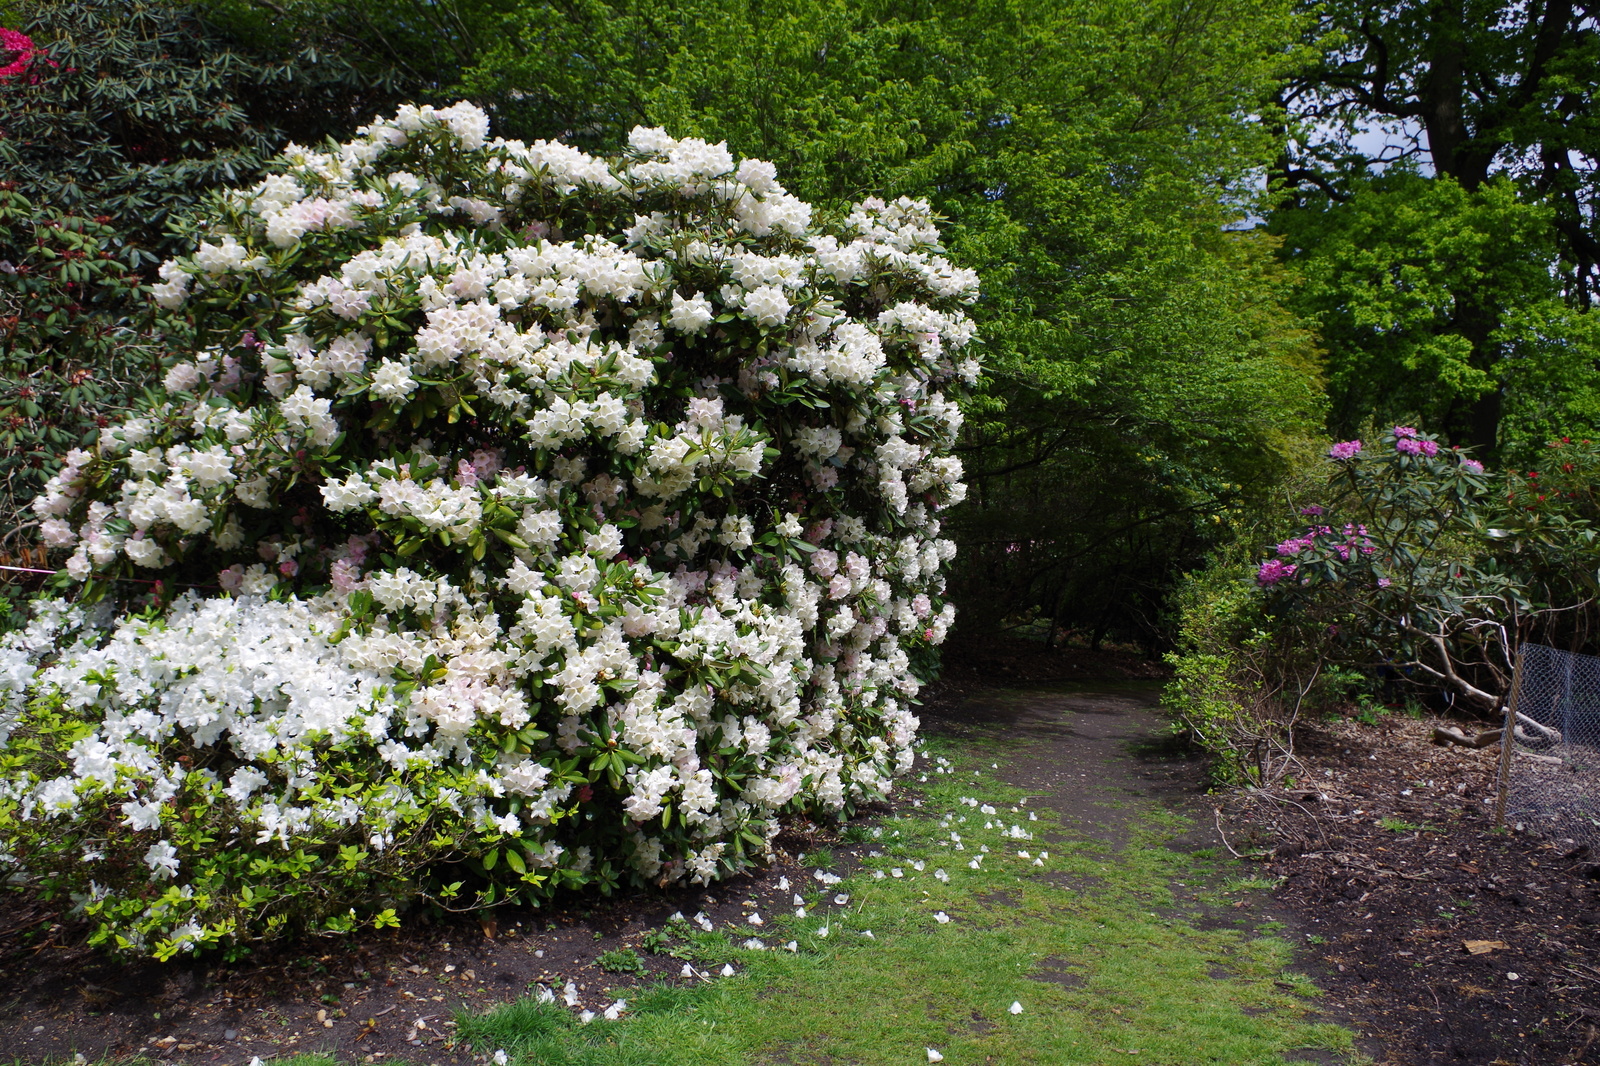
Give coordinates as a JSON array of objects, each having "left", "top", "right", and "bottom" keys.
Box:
[
  {"left": 0, "top": 184, "right": 163, "bottom": 552},
  {"left": 0, "top": 102, "right": 977, "bottom": 959}
]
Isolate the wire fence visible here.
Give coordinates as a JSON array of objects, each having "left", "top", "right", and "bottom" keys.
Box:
[{"left": 1495, "top": 643, "right": 1600, "bottom": 851}]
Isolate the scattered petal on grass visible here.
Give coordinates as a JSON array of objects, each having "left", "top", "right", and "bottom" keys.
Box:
[
  {"left": 670, "top": 911, "right": 685, "bottom": 922},
  {"left": 934, "top": 911, "right": 952, "bottom": 923},
  {"left": 913, "top": 860, "right": 925, "bottom": 871},
  {"left": 536, "top": 986, "right": 555, "bottom": 1004},
  {"left": 927, "top": 1050, "right": 945, "bottom": 1062},
  {"left": 834, "top": 894, "right": 850, "bottom": 906},
  {"left": 1034, "top": 858, "right": 1045, "bottom": 866},
  {"left": 493, "top": 1050, "right": 509, "bottom": 1065},
  {"left": 796, "top": 907, "right": 807, "bottom": 918},
  {"left": 861, "top": 930, "right": 875, "bottom": 939},
  {"left": 776, "top": 876, "right": 790, "bottom": 891},
  {"left": 720, "top": 963, "right": 736, "bottom": 977},
  {"left": 892, "top": 868, "right": 904, "bottom": 878},
  {"left": 969, "top": 859, "right": 982, "bottom": 869},
  {"left": 743, "top": 938, "right": 766, "bottom": 950},
  {"left": 1029, "top": 812, "right": 1038, "bottom": 821},
  {"left": 874, "top": 870, "right": 886, "bottom": 879},
  {"left": 563, "top": 982, "right": 580, "bottom": 1007},
  {"left": 817, "top": 926, "right": 830, "bottom": 938},
  {"left": 579, "top": 1011, "right": 595, "bottom": 1025},
  {"left": 603, "top": 1001, "right": 626, "bottom": 1020},
  {"left": 681, "top": 963, "right": 696, "bottom": 977},
  {"left": 1009, "top": 1001, "right": 1024, "bottom": 1015},
  {"left": 794, "top": 893, "right": 805, "bottom": 906},
  {"left": 1018, "top": 851, "right": 1030, "bottom": 858},
  {"left": 935, "top": 869, "right": 950, "bottom": 882},
  {"left": 748, "top": 912, "right": 763, "bottom": 925},
  {"left": 785, "top": 941, "right": 798, "bottom": 952}
]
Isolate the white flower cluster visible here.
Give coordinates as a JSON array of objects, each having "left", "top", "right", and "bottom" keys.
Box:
[{"left": 8, "top": 102, "right": 978, "bottom": 954}]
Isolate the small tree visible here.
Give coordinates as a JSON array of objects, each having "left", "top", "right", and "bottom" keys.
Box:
[{"left": 0, "top": 103, "right": 978, "bottom": 959}]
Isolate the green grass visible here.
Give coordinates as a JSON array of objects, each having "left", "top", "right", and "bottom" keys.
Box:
[
  {"left": 1377, "top": 816, "right": 1437, "bottom": 833},
  {"left": 456, "top": 722, "right": 1362, "bottom": 1066}
]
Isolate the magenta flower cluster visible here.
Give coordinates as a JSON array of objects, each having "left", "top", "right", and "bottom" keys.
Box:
[
  {"left": 1328, "top": 440, "right": 1362, "bottom": 460},
  {"left": 1256, "top": 558, "right": 1297, "bottom": 586},
  {"left": 1395, "top": 436, "right": 1438, "bottom": 456}
]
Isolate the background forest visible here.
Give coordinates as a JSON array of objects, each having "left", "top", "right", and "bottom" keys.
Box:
[{"left": 4, "top": 0, "right": 1600, "bottom": 778}]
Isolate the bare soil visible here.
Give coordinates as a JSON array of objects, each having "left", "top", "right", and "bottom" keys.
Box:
[
  {"left": 1224, "top": 713, "right": 1600, "bottom": 1065},
  {"left": 1, "top": 631, "right": 1593, "bottom": 1065}
]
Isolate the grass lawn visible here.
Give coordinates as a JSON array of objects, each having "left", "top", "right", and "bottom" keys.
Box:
[{"left": 430, "top": 732, "right": 1360, "bottom": 1066}]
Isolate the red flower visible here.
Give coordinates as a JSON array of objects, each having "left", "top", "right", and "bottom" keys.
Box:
[{"left": 0, "top": 28, "right": 56, "bottom": 83}]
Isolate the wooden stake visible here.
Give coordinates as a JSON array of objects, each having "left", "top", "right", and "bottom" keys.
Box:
[{"left": 1494, "top": 649, "right": 1527, "bottom": 829}]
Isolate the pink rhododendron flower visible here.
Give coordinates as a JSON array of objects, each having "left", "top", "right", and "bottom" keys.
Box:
[
  {"left": 1256, "top": 559, "right": 1297, "bottom": 586},
  {"left": 1328, "top": 440, "right": 1362, "bottom": 460}
]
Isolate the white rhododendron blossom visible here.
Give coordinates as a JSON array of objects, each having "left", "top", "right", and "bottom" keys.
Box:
[{"left": 2, "top": 102, "right": 977, "bottom": 958}]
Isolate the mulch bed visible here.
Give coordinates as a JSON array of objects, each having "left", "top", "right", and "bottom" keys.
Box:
[
  {"left": 0, "top": 816, "right": 898, "bottom": 1065},
  {"left": 1223, "top": 713, "right": 1600, "bottom": 1065}
]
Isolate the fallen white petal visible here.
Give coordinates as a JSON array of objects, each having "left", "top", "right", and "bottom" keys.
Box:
[
  {"left": 927, "top": 1050, "right": 945, "bottom": 1063},
  {"left": 720, "top": 963, "right": 736, "bottom": 977},
  {"left": 834, "top": 893, "right": 850, "bottom": 906},
  {"left": 748, "top": 912, "right": 763, "bottom": 925},
  {"left": 579, "top": 1011, "right": 595, "bottom": 1025},
  {"left": 934, "top": 912, "right": 951, "bottom": 923},
  {"left": 1009, "top": 1001, "right": 1024, "bottom": 1015},
  {"left": 785, "top": 941, "right": 798, "bottom": 952},
  {"left": 861, "top": 930, "right": 875, "bottom": 939}
]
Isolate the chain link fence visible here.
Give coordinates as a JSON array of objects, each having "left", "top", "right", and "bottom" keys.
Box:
[{"left": 1495, "top": 643, "right": 1600, "bottom": 850}]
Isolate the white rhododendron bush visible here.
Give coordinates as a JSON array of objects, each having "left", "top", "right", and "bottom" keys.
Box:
[{"left": 0, "top": 103, "right": 978, "bottom": 958}]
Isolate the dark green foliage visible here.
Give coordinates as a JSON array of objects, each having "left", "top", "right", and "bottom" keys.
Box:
[
  {"left": 0, "top": 0, "right": 406, "bottom": 265},
  {"left": 0, "top": 186, "right": 164, "bottom": 549}
]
